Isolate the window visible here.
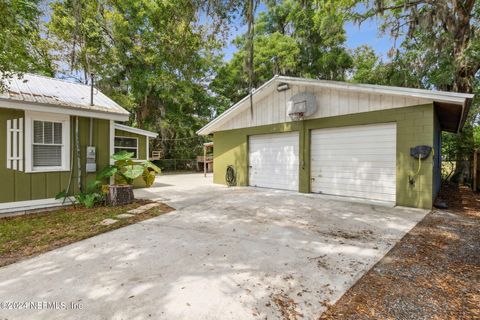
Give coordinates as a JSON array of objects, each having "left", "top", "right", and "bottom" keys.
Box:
[
  {"left": 33, "top": 121, "right": 63, "bottom": 167},
  {"left": 114, "top": 136, "right": 138, "bottom": 159},
  {"left": 25, "top": 111, "right": 70, "bottom": 172}
]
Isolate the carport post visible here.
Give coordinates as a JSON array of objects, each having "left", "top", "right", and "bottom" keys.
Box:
[{"left": 204, "top": 144, "right": 207, "bottom": 177}]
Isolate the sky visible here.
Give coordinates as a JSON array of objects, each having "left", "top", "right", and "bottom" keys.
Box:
[
  {"left": 344, "top": 19, "right": 394, "bottom": 59},
  {"left": 221, "top": 4, "right": 395, "bottom": 62}
]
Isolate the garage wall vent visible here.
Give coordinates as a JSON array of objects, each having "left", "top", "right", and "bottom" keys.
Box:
[{"left": 287, "top": 92, "right": 317, "bottom": 121}]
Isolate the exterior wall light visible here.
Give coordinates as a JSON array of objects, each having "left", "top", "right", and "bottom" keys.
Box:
[{"left": 277, "top": 83, "right": 290, "bottom": 92}]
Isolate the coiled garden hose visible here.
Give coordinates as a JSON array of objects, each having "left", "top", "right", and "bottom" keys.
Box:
[
  {"left": 409, "top": 156, "right": 423, "bottom": 185},
  {"left": 225, "top": 165, "right": 236, "bottom": 187},
  {"left": 409, "top": 148, "right": 435, "bottom": 185}
]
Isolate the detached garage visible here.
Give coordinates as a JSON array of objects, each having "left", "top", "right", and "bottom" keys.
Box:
[{"left": 197, "top": 76, "right": 474, "bottom": 209}]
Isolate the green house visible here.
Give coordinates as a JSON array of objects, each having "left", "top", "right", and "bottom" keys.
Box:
[
  {"left": 197, "top": 76, "right": 474, "bottom": 209},
  {"left": 0, "top": 74, "right": 158, "bottom": 214}
]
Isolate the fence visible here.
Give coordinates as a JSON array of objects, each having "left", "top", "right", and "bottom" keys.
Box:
[
  {"left": 153, "top": 159, "right": 198, "bottom": 172},
  {"left": 442, "top": 158, "right": 475, "bottom": 188},
  {"left": 473, "top": 150, "right": 480, "bottom": 191}
]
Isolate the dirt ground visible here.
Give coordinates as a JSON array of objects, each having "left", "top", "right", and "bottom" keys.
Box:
[{"left": 320, "top": 183, "right": 480, "bottom": 320}]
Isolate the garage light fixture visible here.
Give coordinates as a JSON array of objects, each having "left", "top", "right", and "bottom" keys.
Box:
[{"left": 277, "top": 83, "right": 290, "bottom": 92}]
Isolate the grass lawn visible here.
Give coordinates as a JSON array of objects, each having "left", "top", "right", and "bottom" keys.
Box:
[{"left": 0, "top": 200, "right": 174, "bottom": 267}]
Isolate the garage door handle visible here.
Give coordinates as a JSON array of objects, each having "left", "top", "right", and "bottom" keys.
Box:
[
  {"left": 311, "top": 177, "right": 315, "bottom": 181},
  {"left": 249, "top": 165, "right": 252, "bottom": 168}
]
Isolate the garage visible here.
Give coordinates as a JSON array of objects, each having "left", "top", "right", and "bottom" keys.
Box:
[
  {"left": 248, "top": 132, "right": 299, "bottom": 191},
  {"left": 199, "top": 76, "right": 474, "bottom": 209},
  {"left": 310, "top": 123, "right": 397, "bottom": 202}
]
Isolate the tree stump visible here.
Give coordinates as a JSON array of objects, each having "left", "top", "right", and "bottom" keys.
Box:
[{"left": 108, "top": 185, "right": 134, "bottom": 206}]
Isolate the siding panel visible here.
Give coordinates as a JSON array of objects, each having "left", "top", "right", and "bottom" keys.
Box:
[
  {"left": 0, "top": 109, "right": 111, "bottom": 203},
  {"left": 218, "top": 84, "right": 433, "bottom": 132}
]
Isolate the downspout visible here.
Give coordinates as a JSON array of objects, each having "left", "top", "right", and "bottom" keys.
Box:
[
  {"left": 89, "top": 118, "right": 93, "bottom": 146},
  {"left": 90, "top": 73, "right": 94, "bottom": 147},
  {"left": 76, "top": 116, "right": 82, "bottom": 193},
  {"left": 90, "top": 73, "right": 94, "bottom": 107},
  {"left": 457, "top": 99, "right": 471, "bottom": 133},
  {"left": 62, "top": 120, "right": 75, "bottom": 204}
]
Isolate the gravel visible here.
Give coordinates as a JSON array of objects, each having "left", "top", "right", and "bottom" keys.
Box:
[{"left": 320, "top": 183, "right": 480, "bottom": 320}]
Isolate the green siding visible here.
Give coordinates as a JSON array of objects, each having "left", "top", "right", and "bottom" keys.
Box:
[
  {"left": 75, "top": 117, "right": 111, "bottom": 195},
  {"left": 0, "top": 109, "right": 111, "bottom": 203},
  {"left": 214, "top": 104, "right": 435, "bottom": 209},
  {"left": 114, "top": 128, "right": 150, "bottom": 188},
  {"left": 114, "top": 129, "right": 147, "bottom": 160}
]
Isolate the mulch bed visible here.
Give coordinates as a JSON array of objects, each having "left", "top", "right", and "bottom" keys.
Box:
[
  {"left": 320, "top": 183, "right": 480, "bottom": 320},
  {"left": 0, "top": 200, "right": 174, "bottom": 268}
]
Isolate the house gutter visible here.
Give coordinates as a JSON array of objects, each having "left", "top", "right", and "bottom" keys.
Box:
[
  {"left": 0, "top": 97, "right": 130, "bottom": 122},
  {"left": 457, "top": 98, "right": 473, "bottom": 133}
]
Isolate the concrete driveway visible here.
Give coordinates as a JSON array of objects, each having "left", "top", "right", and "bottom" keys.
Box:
[{"left": 0, "top": 174, "right": 428, "bottom": 319}]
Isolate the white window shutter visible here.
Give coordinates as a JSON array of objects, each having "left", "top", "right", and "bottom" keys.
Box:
[
  {"left": 6, "top": 120, "right": 11, "bottom": 169},
  {"left": 6, "top": 118, "right": 24, "bottom": 171},
  {"left": 19, "top": 118, "right": 23, "bottom": 171}
]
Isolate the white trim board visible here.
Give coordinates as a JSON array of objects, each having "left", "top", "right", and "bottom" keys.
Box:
[
  {"left": 114, "top": 123, "right": 158, "bottom": 138},
  {"left": 0, "top": 98, "right": 129, "bottom": 122},
  {"left": 0, "top": 198, "right": 74, "bottom": 215}
]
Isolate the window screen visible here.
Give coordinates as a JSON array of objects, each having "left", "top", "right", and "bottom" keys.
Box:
[
  {"left": 114, "top": 137, "right": 138, "bottom": 158},
  {"left": 33, "top": 120, "right": 63, "bottom": 167}
]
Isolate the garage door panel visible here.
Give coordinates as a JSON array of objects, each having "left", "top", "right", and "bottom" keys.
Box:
[
  {"left": 312, "top": 145, "right": 396, "bottom": 152},
  {"left": 310, "top": 142, "right": 396, "bottom": 150},
  {"left": 249, "top": 132, "right": 299, "bottom": 191},
  {"left": 311, "top": 123, "right": 396, "bottom": 202},
  {"left": 311, "top": 135, "right": 396, "bottom": 144},
  {"left": 312, "top": 188, "right": 395, "bottom": 202},
  {"left": 310, "top": 161, "right": 396, "bottom": 169},
  {"left": 312, "top": 153, "right": 396, "bottom": 162},
  {"left": 312, "top": 170, "right": 396, "bottom": 181},
  {"left": 315, "top": 123, "right": 396, "bottom": 136},
  {"left": 313, "top": 180, "right": 397, "bottom": 191}
]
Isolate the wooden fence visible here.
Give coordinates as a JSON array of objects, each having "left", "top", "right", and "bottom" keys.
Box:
[{"left": 473, "top": 150, "right": 480, "bottom": 191}]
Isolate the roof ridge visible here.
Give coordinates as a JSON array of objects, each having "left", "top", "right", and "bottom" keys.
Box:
[
  {"left": 276, "top": 76, "right": 475, "bottom": 99},
  {"left": 22, "top": 73, "right": 98, "bottom": 89}
]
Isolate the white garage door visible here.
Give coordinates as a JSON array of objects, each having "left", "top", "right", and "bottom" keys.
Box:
[
  {"left": 310, "top": 123, "right": 396, "bottom": 202},
  {"left": 249, "top": 132, "right": 299, "bottom": 191}
]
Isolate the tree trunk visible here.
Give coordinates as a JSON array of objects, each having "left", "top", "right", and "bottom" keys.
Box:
[
  {"left": 452, "top": 159, "right": 472, "bottom": 185},
  {"left": 108, "top": 185, "right": 134, "bottom": 206}
]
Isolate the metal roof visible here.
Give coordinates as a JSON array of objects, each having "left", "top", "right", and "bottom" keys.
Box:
[
  {"left": 197, "top": 75, "right": 475, "bottom": 135},
  {"left": 114, "top": 123, "right": 158, "bottom": 138},
  {"left": 0, "top": 73, "right": 130, "bottom": 120}
]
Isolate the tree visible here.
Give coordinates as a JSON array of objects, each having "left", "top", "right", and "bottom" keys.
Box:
[
  {"left": 48, "top": 0, "right": 111, "bottom": 83},
  {"left": 210, "top": 31, "right": 300, "bottom": 110},
  {"left": 344, "top": 0, "right": 480, "bottom": 183},
  {"left": 47, "top": 0, "right": 228, "bottom": 160},
  {"left": 0, "top": 0, "right": 54, "bottom": 87},
  {"left": 211, "top": 0, "right": 353, "bottom": 109}
]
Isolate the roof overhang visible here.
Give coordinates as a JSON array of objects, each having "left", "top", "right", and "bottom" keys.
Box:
[
  {"left": 114, "top": 123, "right": 158, "bottom": 138},
  {"left": 435, "top": 99, "right": 473, "bottom": 133},
  {"left": 197, "top": 75, "right": 474, "bottom": 135},
  {"left": 0, "top": 98, "right": 130, "bottom": 121}
]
